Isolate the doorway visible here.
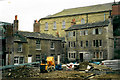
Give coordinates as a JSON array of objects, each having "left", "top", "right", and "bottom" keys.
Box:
[
  {"left": 80, "top": 53, "right": 83, "bottom": 62},
  {"left": 28, "top": 55, "right": 32, "bottom": 63}
]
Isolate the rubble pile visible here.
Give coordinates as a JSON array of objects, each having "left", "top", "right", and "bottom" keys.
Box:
[
  {"left": 74, "top": 62, "right": 89, "bottom": 70},
  {"left": 2, "top": 66, "right": 40, "bottom": 78}
]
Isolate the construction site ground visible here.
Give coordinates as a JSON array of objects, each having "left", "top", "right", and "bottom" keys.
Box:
[{"left": 1, "top": 62, "right": 120, "bottom": 80}]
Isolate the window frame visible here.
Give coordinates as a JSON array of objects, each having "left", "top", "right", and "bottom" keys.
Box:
[
  {"left": 14, "top": 57, "right": 19, "bottom": 64},
  {"left": 18, "top": 43, "right": 22, "bottom": 52},
  {"left": 86, "top": 40, "right": 88, "bottom": 47},
  {"left": 81, "top": 18, "right": 85, "bottom": 24},
  {"left": 36, "top": 55, "right": 40, "bottom": 62},
  {"left": 36, "top": 40, "right": 41, "bottom": 50},
  {"left": 62, "top": 20, "right": 65, "bottom": 29},
  {"left": 45, "top": 22, "right": 48, "bottom": 30},
  {"left": 50, "top": 42, "right": 55, "bottom": 49},
  {"left": 53, "top": 21, "right": 57, "bottom": 29},
  {"left": 68, "top": 52, "right": 76, "bottom": 59},
  {"left": 19, "top": 57, "right": 24, "bottom": 64}
]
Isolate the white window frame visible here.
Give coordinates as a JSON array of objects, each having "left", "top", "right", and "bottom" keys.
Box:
[
  {"left": 98, "top": 28, "right": 102, "bottom": 34},
  {"left": 53, "top": 21, "right": 57, "bottom": 29},
  {"left": 85, "top": 30, "right": 88, "bottom": 35},
  {"left": 93, "top": 29, "right": 95, "bottom": 34},
  {"left": 18, "top": 43, "right": 22, "bottom": 52},
  {"left": 14, "top": 57, "right": 19, "bottom": 65},
  {"left": 45, "top": 22, "right": 48, "bottom": 30},
  {"left": 36, "top": 40, "right": 41, "bottom": 50}
]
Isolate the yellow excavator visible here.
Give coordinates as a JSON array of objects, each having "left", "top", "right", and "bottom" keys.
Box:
[{"left": 40, "top": 56, "right": 55, "bottom": 72}]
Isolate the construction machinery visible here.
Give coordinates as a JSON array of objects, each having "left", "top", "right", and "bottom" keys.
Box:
[{"left": 40, "top": 56, "right": 55, "bottom": 72}]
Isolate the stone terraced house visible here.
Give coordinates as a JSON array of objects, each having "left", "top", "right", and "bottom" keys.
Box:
[{"left": 13, "top": 31, "right": 64, "bottom": 65}]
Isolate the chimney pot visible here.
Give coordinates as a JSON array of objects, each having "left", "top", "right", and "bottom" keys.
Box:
[{"left": 15, "top": 15, "right": 17, "bottom": 20}]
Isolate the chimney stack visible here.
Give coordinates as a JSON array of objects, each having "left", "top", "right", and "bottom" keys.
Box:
[
  {"left": 71, "top": 18, "right": 76, "bottom": 26},
  {"left": 14, "top": 15, "right": 19, "bottom": 33},
  {"left": 33, "top": 20, "right": 40, "bottom": 32},
  {"left": 112, "top": 2, "right": 120, "bottom": 16}
]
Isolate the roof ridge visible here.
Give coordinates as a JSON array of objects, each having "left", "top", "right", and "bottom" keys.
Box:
[{"left": 64, "top": 2, "right": 113, "bottom": 11}]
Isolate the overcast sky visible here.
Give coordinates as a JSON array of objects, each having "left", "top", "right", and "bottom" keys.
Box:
[{"left": 0, "top": 0, "right": 120, "bottom": 32}]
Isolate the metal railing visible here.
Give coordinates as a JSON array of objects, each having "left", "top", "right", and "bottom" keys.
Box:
[{"left": 0, "top": 62, "right": 40, "bottom": 70}]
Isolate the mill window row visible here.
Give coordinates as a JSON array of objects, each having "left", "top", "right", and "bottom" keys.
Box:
[
  {"left": 67, "top": 28, "right": 103, "bottom": 37},
  {"left": 45, "top": 21, "right": 66, "bottom": 30},
  {"left": 80, "top": 40, "right": 102, "bottom": 47},
  {"left": 68, "top": 40, "right": 102, "bottom": 48}
]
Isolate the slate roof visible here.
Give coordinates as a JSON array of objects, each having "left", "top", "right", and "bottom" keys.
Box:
[
  {"left": 66, "top": 20, "right": 110, "bottom": 31},
  {"left": 14, "top": 33, "right": 27, "bottom": 43},
  {"left": 15, "top": 31, "right": 62, "bottom": 42},
  {"left": 0, "top": 21, "right": 12, "bottom": 26},
  {"left": 41, "top": 2, "right": 113, "bottom": 19}
]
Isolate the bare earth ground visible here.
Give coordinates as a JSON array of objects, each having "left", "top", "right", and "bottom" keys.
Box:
[{"left": 1, "top": 66, "right": 120, "bottom": 80}]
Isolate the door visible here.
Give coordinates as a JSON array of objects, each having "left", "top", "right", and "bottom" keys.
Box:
[
  {"left": 80, "top": 53, "right": 83, "bottom": 62},
  {"left": 28, "top": 56, "right": 32, "bottom": 63}
]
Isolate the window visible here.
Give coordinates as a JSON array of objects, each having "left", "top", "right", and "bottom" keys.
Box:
[
  {"left": 68, "top": 32, "right": 73, "bottom": 37},
  {"left": 93, "top": 28, "right": 102, "bottom": 35},
  {"left": 80, "top": 30, "right": 88, "bottom": 36},
  {"left": 98, "top": 28, "right": 102, "bottom": 34},
  {"left": 36, "top": 40, "right": 41, "bottom": 50},
  {"left": 93, "top": 29, "right": 95, "bottom": 34},
  {"left": 100, "top": 52, "right": 103, "bottom": 58},
  {"left": 68, "top": 52, "right": 76, "bottom": 58},
  {"left": 62, "top": 21, "right": 65, "bottom": 29},
  {"left": 93, "top": 52, "right": 103, "bottom": 59},
  {"left": 81, "top": 18, "right": 85, "bottom": 24},
  {"left": 80, "top": 31, "right": 83, "bottom": 36},
  {"left": 73, "top": 31, "right": 75, "bottom": 36},
  {"left": 96, "top": 40, "right": 99, "bottom": 47},
  {"left": 93, "top": 52, "right": 96, "bottom": 58},
  {"left": 53, "top": 21, "right": 57, "bottom": 29},
  {"left": 69, "top": 53, "right": 71, "bottom": 58},
  {"left": 36, "top": 55, "right": 40, "bottom": 62},
  {"left": 51, "top": 42, "right": 54, "bottom": 49},
  {"left": 80, "top": 41, "right": 83, "bottom": 47},
  {"left": 86, "top": 41, "right": 88, "bottom": 47},
  {"left": 63, "top": 43, "right": 65, "bottom": 48},
  {"left": 14, "top": 57, "right": 19, "bottom": 64},
  {"left": 45, "top": 22, "right": 48, "bottom": 30},
  {"left": 19, "top": 57, "right": 24, "bottom": 64},
  {"left": 68, "top": 42, "right": 70, "bottom": 47},
  {"left": 96, "top": 52, "right": 99, "bottom": 58},
  {"left": 73, "top": 42, "right": 76, "bottom": 47},
  {"left": 93, "top": 40, "right": 102, "bottom": 47},
  {"left": 99, "top": 40, "right": 102, "bottom": 46},
  {"left": 18, "top": 43, "right": 22, "bottom": 52},
  {"left": 93, "top": 40, "right": 96, "bottom": 47},
  {"left": 85, "top": 30, "right": 88, "bottom": 35}
]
